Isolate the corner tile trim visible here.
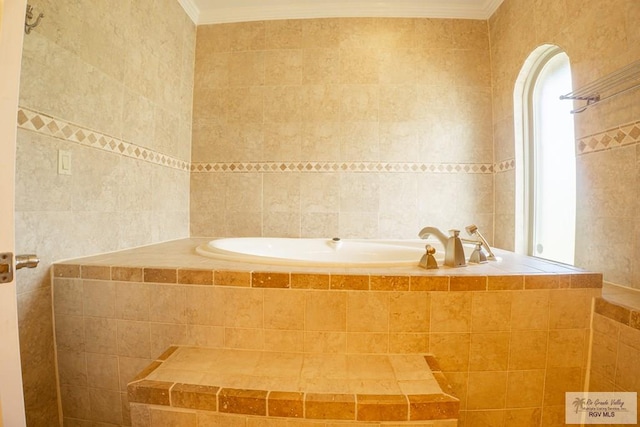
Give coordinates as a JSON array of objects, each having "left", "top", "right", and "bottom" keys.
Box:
[
  {"left": 17, "top": 107, "right": 190, "bottom": 172},
  {"left": 52, "top": 263, "right": 603, "bottom": 291},
  {"left": 594, "top": 297, "right": 639, "bottom": 330}
]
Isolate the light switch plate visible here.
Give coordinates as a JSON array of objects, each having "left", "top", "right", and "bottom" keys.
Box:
[{"left": 58, "top": 150, "right": 72, "bottom": 175}]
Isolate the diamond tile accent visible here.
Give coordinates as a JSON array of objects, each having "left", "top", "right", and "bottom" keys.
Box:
[
  {"left": 190, "top": 161, "right": 499, "bottom": 174},
  {"left": 577, "top": 120, "right": 640, "bottom": 155},
  {"left": 16, "top": 107, "right": 545, "bottom": 176},
  {"left": 17, "top": 107, "right": 190, "bottom": 172}
]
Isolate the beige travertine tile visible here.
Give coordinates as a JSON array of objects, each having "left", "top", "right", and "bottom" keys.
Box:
[
  {"left": 304, "top": 331, "right": 347, "bottom": 354},
  {"left": 268, "top": 391, "right": 304, "bottom": 418},
  {"left": 86, "top": 353, "right": 119, "bottom": 391},
  {"left": 186, "top": 325, "right": 225, "bottom": 348},
  {"left": 510, "top": 290, "right": 549, "bottom": 330},
  {"left": 504, "top": 407, "right": 542, "bottom": 427},
  {"left": 252, "top": 272, "right": 291, "bottom": 289},
  {"left": 150, "top": 323, "right": 188, "bottom": 356},
  {"left": 184, "top": 286, "right": 224, "bottom": 326},
  {"left": 357, "top": 394, "right": 408, "bottom": 421},
  {"left": 57, "top": 350, "right": 87, "bottom": 386},
  {"left": 219, "top": 388, "right": 268, "bottom": 416},
  {"left": 223, "top": 287, "right": 264, "bottom": 329},
  {"left": 224, "top": 328, "right": 264, "bottom": 350},
  {"left": 89, "top": 387, "right": 123, "bottom": 424},
  {"left": 197, "top": 412, "right": 247, "bottom": 427},
  {"left": 265, "top": 50, "right": 302, "bottom": 85},
  {"left": 305, "top": 393, "right": 355, "bottom": 420},
  {"left": 389, "top": 292, "right": 430, "bottom": 332},
  {"left": 508, "top": 330, "right": 548, "bottom": 370},
  {"left": 264, "top": 329, "right": 304, "bottom": 352},
  {"left": 291, "top": 273, "right": 330, "bottom": 289},
  {"left": 263, "top": 289, "right": 304, "bottom": 330},
  {"left": 302, "top": 51, "right": 340, "bottom": 85},
  {"left": 428, "top": 333, "right": 470, "bottom": 372},
  {"left": 548, "top": 289, "right": 591, "bottom": 329},
  {"left": 471, "top": 292, "right": 512, "bottom": 332},
  {"left": 115, "top": 281, "right": 150, "bottom": 321},
  {"left": 546, "top": 329, "right": 587, "bottom": 368},
  {"left": 466, "top": 371, "right": 508, "bottom": 410},
  {"left": 388, "top": 332, "right": 428, "bottom": 353},
  {"left": 614, "top": 342, "right": 640, "bottom": 391},
  {"left": 347, "top": 292, "right": 389, "bottom": 332},
  {"left": 117, "top": 320, "right": 152, "bottom": 358},
  {"left": 149, "top": 407, "right": 197, "bottom": 427},
  {"left": 463, "top": 409, "right": 505, "bottom": 427},
  {"left": 305, "top": 291, "right": 346, "bottom": 331},
  {"left": 216, "top": 270, "right": 252, "bottom": 287},
  {"left": 468, "top": 332, "right": 510, "bottom": 371},
  {"left": 178, "top": 269, "right": 213, "bottom": 286},
  {"left": 430, "top": 292, "right": 472, "bottom": 332},
  {"left": 83, "top": 280, "right": 116, "bottom": 318},
  {"left": 84, "top": 317, "right": 117, "bottom": 354},
  {"left": 149, "top": 284, "right": 187, "bottom": 324},
  {"left": 119, "top": 356, "right": 153, "bottom": 392},
  {"left": 543, "top": 367, "right": 584, "bottom": 406},
  {"left": 347, "top": 332, "right": 389, "bottom": 354},
  {"left": 53, "top": 278, "right": 84, "bottom": 316},
  {"left": 60, "top": 385, "right": 91, "bottom": 420},
  {"left": 506, "top": 370, "right": 545, "bottom": 408},
  {"left": 144, "top": 268, "right": 178, "bottom": 284},
  {"left": 370, "top": 275, "right": 410, "bottom": 291}
]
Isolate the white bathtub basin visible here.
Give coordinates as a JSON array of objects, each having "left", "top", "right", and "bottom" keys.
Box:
[{"left": 195, "top": 237, "right": 457, "bottom": 267}]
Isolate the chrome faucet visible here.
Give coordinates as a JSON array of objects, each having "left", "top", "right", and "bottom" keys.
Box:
[
  {"left": 418, "top": 226, "right": 466, "bottom": 268},
  {"left": 464, "top": 224, "right": 496, "bottom": 260}
]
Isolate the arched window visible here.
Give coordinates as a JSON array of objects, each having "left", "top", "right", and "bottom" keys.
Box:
[{"left": 514, "top": 46, "right": 576, "bottom": 265}]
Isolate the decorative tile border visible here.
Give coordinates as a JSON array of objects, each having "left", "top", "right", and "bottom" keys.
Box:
[
  {"left": 191, "top": 161, "right": 496, "bottom": 174},
  {"left": 17, "top": 107, "right": 190, "bottom": 172},
  {"left": 14, "top": 107, "right": 531, "bottom": 175},
  {"left": 577, "top": 120, "right": 640, "bottom": 155},
  {"left": 494, "top": 159, "right": 515, "bottom": 173},
  {"left": 52, "top": 262, "right": 603, "bottom": 291},
  {"left": 594, "top": 297, "right": 640, "bottom": 331}
]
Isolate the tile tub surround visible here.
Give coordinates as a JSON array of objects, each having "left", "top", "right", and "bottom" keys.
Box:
[
  {"left": 52, "top": 239, "right": 601, "bottom": 426},
  {"left": 127, "top": 346, "right": 459, "bottom": 423},
  {"left": 589, "top": 283, "right": 640, "bottom": 401},
  {"left": 190, "top": 17, "right": 496, "bottom": 240}
]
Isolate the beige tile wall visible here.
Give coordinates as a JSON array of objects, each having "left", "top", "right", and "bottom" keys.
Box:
[
  {"left": 590, "top": 312, "right": 640, "bottom": 394},
  {"left": 15, "top": 0, "right": 195, "bottom": 425},
  {"left": 53, "top": 270, "right": 598, "bottom": 426},
  {"left": 190, "top": 18, "right": 496, "bottom": 239},
  {"left": 489, "top": 0, "right": 640, "bottom": 289}
]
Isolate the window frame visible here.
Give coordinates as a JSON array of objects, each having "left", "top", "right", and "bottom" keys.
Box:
[{"left": 514, "top": 45, "right": 575, "bottom": 262}]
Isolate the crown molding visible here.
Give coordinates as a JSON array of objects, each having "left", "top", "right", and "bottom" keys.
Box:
[
  {"left": 178, "top": 0, "right": 200, "bottom": 24},
  {"left": 193, "top": 0, "right": 505, "bottom": 25}
]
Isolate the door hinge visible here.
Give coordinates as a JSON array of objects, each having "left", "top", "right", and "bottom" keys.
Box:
[{"left": 0, "top": 252, "right": 13, "bottom": 283}]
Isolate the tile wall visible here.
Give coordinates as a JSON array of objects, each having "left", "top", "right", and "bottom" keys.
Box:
[
  {"left": 190, "top": 18, "right": 498, "bottom": 239},
  {"left": 489, "top": 0, "right": 640, "bottom": 289},
  {"left": 590, "top": 298, "right": 640, "bottom": 396},
  {"left": 15, "top": 0, "right": 195, "bottom": 425},
  {"left": 51, "top": 249, "right": 601, "bottom": 426}
]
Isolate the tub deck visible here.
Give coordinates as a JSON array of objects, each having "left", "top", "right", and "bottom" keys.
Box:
[{"left": 128, "top": 346, "right": 459, "bottom": 423}]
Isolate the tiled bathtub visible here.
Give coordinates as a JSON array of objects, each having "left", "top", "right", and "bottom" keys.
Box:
[{"left": 52, "top": 238, "right": 602, "bottom": 426}]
